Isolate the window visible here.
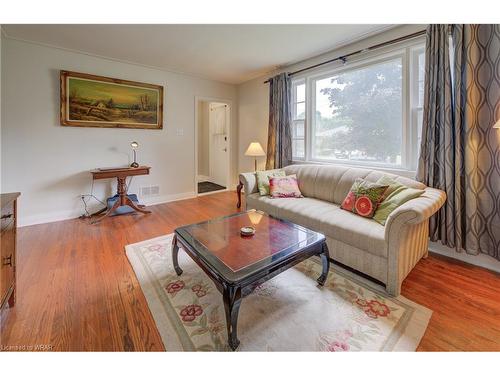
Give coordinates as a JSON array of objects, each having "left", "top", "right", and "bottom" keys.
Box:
[
  {"left": 291, "top": 39, "right": 426, "bottom": 172},
  {"left": 291, "top": 80, "right": 305, "bottom": 159},
  {"left": 411, "top": 47, "right": 425, "bottom": 169}
]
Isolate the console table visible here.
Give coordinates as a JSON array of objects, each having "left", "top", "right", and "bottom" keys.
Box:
[{"left": 89, "top": 166, "right": 151, "bottom": 223}]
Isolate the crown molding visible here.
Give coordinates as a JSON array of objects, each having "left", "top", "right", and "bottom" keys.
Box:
[
  {"left": 239, "top": 24, "right": 401, "bottom": 84},
  {"left": 279, "top": 24, "right": 398, "bottom": 70},
  {"left": 1, "top": 28, "right": 237, "bottom": 86}
]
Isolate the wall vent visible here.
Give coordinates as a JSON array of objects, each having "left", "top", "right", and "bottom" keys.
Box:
[
  {"left": 141, "top": 186, "right": 151, "bottom": 196},
  {"left": 140, "top": 185, "right": 159, "bottom": 196},
  {"left": 150, "top": 185, "right": 160, "bottom": 196}
]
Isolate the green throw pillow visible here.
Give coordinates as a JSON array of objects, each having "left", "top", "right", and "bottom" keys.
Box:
[
  {"left": 256, "top": 169, "right": 286, "bottom": 196},
  {"left": 373, "top": 176, "right": 425, "bottom": 225}
]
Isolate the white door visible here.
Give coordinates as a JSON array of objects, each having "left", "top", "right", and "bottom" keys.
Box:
[{"left": 209, "top": 104, "right": 229, "bottom": 187}]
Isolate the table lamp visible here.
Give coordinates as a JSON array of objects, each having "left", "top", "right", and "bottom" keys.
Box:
[
  {"left": 130, "top": 141, "right": 139, "bottom": 168},
  {"left": 494, "top": 119, "right": 500, "bottom": 129},
  {"left": 245, "top": 142, "right": 266, "bottom": 172}
]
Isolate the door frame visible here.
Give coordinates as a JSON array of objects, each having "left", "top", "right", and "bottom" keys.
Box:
[{"left": 194, "top": 96, "right": 232, "bottom": 196}]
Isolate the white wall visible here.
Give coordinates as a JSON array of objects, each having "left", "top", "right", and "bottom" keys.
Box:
[
  {"left": 237, "top": 24, "right": 426, "bottom": 175},
  {"left": 237, "top": 78, "right": 269, "bottom": 173},
  {"left": 1, "top": 38, "right": 238, "bottom": 226}
]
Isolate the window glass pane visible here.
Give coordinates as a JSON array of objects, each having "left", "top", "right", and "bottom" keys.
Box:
[
  {"left": 313, "top": 58, "right": 403, "bottom": 166},
  {"left": 292, "top": 139, "right": 305, "bottom": 158},
  {"left": 296, "top": 83, "right": 305, "bottom": 102},
  {"left": 418, "top": 52, "right": 425, "bottom": 107},
  {"left": 418, "top": 52, "right": 425, "bottom": 77},
  {"left": 293, "top": 121, "right": 304, "bottom": 138},
  {"left": 295, "top": 102, "right": 305, "bottom": 120},
  {"left": 417, "top": 108, "right": 423, "bottom": 151},
  {"left": 418, "top": 80, "right": 424, "bottom": 107}
]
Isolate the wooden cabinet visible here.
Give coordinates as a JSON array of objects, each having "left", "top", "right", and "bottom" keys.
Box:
[{"left": 1, "top": 193, "right": 20, "bottom": 318}]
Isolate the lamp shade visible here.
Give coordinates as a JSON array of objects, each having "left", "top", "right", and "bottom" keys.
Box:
[
  {"left": 245, "top": 142, "right": 266, "bottom": 157},
  {"left": 494, "top": 119, "right": 500, "bottom": 129}
]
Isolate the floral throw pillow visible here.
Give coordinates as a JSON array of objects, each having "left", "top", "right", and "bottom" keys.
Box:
[
  {"left": 341, "top": 178, "right": 389, "bottom": 218},
  {"left": 269, "top": 174, "right": 303, "bottom": 198},
  {"left": 256, "top": 169, "right": 286, "bottom": 196}
]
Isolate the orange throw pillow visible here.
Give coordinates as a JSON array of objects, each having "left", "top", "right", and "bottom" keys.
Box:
[{"left": 341, "top": 178, "right": 389, "bottom": 218}]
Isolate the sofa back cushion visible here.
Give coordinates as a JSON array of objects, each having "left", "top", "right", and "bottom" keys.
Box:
[{"left": 283, "top": 164, "right": 426, "bottom": 205}]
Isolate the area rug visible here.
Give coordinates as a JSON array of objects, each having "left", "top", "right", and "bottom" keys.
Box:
[{"left": 125, "top": 234, "right": 431, "bottom": 351}]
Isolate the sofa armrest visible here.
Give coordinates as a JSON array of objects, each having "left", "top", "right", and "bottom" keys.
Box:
[
  {"left": 384, "top": 187, "right": 446, "bottom": 295},
  {"left": 239, "top": 172, "right": 258, "bottom": 196},
  {"left": 384, "top": 187, "right": 446, "bottom": 241}
]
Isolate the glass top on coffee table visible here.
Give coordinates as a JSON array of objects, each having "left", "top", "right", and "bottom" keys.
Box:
[{"left": 174, "top": 209, "right": 325, "bottom": 283}]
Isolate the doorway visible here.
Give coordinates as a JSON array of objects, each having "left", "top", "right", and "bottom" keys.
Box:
[{"left": 196, "top": 99, "right": 230, "bottom": 195}]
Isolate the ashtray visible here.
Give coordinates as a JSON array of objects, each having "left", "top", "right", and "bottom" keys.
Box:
[{"left": 240, "top": 226, "right": 256, "bottom": 237}]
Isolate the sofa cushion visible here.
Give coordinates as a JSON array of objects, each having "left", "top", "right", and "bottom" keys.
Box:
[
  {"left": 283, "top": 164, "right": 426, "bottom": 205},
  {"left": 340, "top": 178, "right": 389, "bottom": 218},
  {"left": 246, "top": 193, "right": 387, "bottom": 258},
  {"left": 269, "top": 174, "right": 303, "bottom": 198},
  {"left": 256, "top": 169, "right": 285, "bottom": 195},
  {"left": 373, "top": 176, "right": 425, "bottom": 225}
]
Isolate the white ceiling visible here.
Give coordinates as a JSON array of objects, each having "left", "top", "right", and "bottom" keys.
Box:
[{"left": 2, "top": 24, "right": 394, "bottom": 84}]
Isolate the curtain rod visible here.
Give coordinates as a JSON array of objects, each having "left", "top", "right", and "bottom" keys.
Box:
[{"left": 264, "top": 29, "right": 426, "bottom": 84}]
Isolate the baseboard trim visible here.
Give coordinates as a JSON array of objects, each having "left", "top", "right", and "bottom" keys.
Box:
[
  {"left": 18, "top": 209, "right": 83, "bottom": 227},
  {"left": 142, "top": 192, "right": 196, "bottom": 207},
  {"left": 18, "top": 191, "right": 197, "bottom": 227},
  {"left": 428, "top": 242, "right": 500, "bottom": 273}
]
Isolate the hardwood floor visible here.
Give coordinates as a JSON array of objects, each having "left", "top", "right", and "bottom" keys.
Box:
[{"left": 1, "top": 191, "right": 499, "bottom": 351}]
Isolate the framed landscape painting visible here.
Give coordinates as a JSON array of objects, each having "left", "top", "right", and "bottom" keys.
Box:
[{"left": 60, "top": 70, "right": 163, "bottom": 129}]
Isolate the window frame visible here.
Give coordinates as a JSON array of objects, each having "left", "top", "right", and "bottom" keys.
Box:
[
  {"left": 409, "top": 45, "right": 426, "bottom": 171},
  {"left": 291, "top": 78, "right": 306, "bottom": 161},
  {"left": 291, "top": 37, "right": 426, "bottom": 174}
]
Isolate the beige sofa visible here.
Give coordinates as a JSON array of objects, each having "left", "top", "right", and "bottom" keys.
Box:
[{"left": 239, "top": 164, "right": 446, "bottom": 296}]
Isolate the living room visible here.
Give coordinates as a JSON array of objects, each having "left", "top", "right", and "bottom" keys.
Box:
[{"left": 1, "top": 1, "right": 499, "bottom": 374}]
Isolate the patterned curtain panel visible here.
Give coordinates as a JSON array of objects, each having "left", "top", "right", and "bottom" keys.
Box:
[
  {"left": 266, "top": 72, "right": 293, "bottom": 169},
  {"left": 417, "top": 24, "right": 500, "bottom": 260}
]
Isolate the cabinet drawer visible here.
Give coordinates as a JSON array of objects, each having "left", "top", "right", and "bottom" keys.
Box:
[
  {"left": 1, "top": 220, "right": 15, "bottom": 305},
  {"left": 1, "top": 201, "right": 15, "bottom": 231}
]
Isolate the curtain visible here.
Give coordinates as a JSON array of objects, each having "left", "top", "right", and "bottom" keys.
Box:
[
  {"left": 417, "top": 24, "right": 500, "bottom": 259},
  {"left": 266, "top": 72, "right": 292, "bottom": 169}
]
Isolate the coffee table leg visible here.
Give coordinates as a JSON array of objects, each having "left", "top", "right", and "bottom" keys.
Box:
[
  {"left": 172, "top": 234, "right": 183, "bottom": 276},
  {"left": 223, "top": 286, "right": 242, "bottom": 351},
  {"left": 317, "top": 242, "right": 330, "bottom": 286}
]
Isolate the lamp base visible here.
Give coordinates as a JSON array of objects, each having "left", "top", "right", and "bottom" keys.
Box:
[{"left": 130, "top": 162, "right": 139, "bottom": 168}]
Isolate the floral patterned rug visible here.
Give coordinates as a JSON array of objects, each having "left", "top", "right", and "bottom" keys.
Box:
[{"left": 125, "top": 234, "right": 431, "bottom": 351}]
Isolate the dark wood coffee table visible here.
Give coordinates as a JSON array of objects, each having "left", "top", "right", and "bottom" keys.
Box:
[{"left": 172, "top": 209, "right": 329, "bottom": 351}]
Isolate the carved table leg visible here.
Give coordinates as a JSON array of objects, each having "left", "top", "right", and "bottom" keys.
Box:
[
  {"left": 90, "top": 198, "right": 121, "bottom": 224},
  {"left": 317, "top": 242, "right": 330, "bottom": 286},
  {"left": 124, "top": 195, "right": 152, "bottom": 214},
  {"left": 236, "top": 181, "right": 243, "bottom": 208},
  {"left": 8, "top": 289, "right": 16, "bottom": 308},
  {"left": 223, "top": 285, "right": 242, "bottom": 351},
  {"left": 172, "top": 234, "right": 183, "bottom": 276}
]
